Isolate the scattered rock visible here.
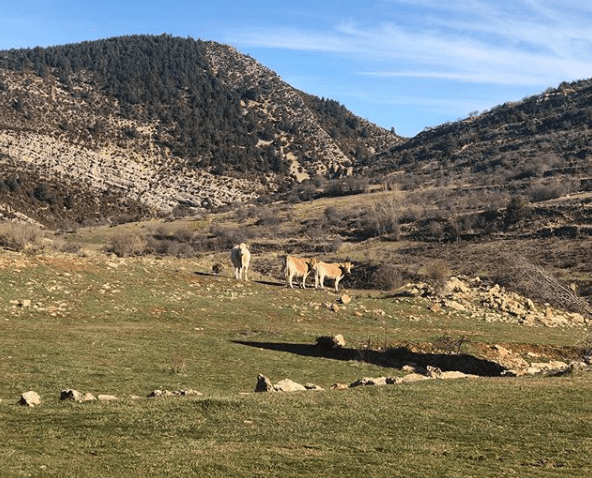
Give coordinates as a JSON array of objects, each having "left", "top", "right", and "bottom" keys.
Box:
[
  {"left": 19, "top": 391, "right": 41, "bottom": 407},
  {"left": 339, "top": 295, "right": 351, "bottom": 304}
]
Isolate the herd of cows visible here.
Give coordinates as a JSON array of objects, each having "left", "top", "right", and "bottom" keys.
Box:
[{"left": 230, "top": 243, "right": 354, "bottom": 291}]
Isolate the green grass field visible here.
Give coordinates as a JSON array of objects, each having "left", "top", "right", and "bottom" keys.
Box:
[{"left": 1, "top": 250, "right": 591, "bottom": 476}]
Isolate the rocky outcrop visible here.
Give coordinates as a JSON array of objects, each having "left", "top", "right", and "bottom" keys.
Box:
[{"left": 400, "top": 277, "right": 588, "bottom": 327}]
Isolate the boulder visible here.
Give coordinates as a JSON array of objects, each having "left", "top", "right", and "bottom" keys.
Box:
[
  {"left": 255, "top": 374, "right": 275, "bottom": 393},
  {"left": 274, "top": 379, "right": 307, "bottom": 392},
  {"left": 19, "top": 391, "right": 41, "bottom": 407},
  {"left": 315, "top": 334, "right": 346, "bottom": 349}
]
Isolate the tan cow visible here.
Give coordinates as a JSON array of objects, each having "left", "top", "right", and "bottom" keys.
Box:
[
  {"left": 283, "top": 255, "right": 315, "bottom": 289},
  {"left": 311, "top": 259, "right": 353, "bottom": 291},
  {"left": 230, "top": 243, "right": 251, "bottom": 280}
]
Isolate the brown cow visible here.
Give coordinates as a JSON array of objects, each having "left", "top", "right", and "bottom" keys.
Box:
[
  {"left": 311, "top": 259, "right": 353, "bottom": 291},
  {"left": 283, "top": 255, "right": 314, "bottom": 289}
]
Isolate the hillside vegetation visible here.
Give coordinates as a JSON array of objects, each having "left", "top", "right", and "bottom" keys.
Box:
[{"left": 0, "top": 34, "right": 399, "bottom": 225}]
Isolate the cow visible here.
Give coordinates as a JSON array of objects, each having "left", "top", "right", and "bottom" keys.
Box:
[
  {"left": 283, "top": 255, "right": 315, "bottom": 289},
  {"left": 230, "top": 243, "right": 251, "bottom": 280},
  {"left": 311, "top": 259, "right": 353, "bottom": 292}
]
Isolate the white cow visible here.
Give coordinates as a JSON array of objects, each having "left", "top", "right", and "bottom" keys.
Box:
[
  {"left": 230, "top": 243, "right": 251, "bottom": 280},
  {"left": 284, "top": 255, "right": 315, "bottom": 289},
  {"left": 311, "top": 259, "right": 353, "bottom": 291}
]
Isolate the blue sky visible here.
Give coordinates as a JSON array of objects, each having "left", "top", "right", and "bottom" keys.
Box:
[{"left": 3, "top": 1, "right": 592, "bottom": 137}]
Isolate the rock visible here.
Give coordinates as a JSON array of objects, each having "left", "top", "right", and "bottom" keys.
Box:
[
  {"left": 386, "top": 377, "right": 403, "bottom": 384},
  {"left": 426, "top": 365, "right": 442, "bottom": 378},
  {"left": 147, "top": 390, "right": 175, "bottom": 398},
  {"left": 274, "top": 379, "right": 307, "bottom": 392},
  {"left": 330, "top": 304, "right": 340, "bottom": 312},
  {"left": 60, "top": 389, "right": 95, "bottom": 402},
  {"left": 97, "top": 394, "right": 118, "bottom": 402},
  {"left": 444, "top": 277, "right": 470, "bottom": 295},
  {"left": 349, "top": 377, "right": 388, "bottom": 387},
  {"left": 568, "top": 361, "right": 589, "bottom": 373},
  {"left": 438, "top": 371, "right": 473, "bottom": 380},
  {"left": 304, "top": 383, "right": 324, "bottom": 391},
  {"left": 444, "top": 300, "right": 466, "bottom": 312},
  {"left": 315, "top": 334, "right": 346, "bottom": 349},
  {"left": 255, "top": 374, "right": 275, "bottom": 393},
  {"left": 339, "top": 295, "right": 351, "bottom": 304},
  {"left": 401, "top": 373, "right": 430, "bottom": 383},
  {"left": 19, "top": 391, "right": 41, "bottom": 407},
  {"left": 61, "top": 389, "right": 83, "bottom": 401},
  {"left": 330, "top": 383, "right": 349, "bottom": 390},
  {"left": 176, "top": 389, "right": 202, "bottom": 397}
]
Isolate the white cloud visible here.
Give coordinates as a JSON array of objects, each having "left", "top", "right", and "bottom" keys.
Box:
[{"left": 229, "top": 0, "right": 592, "bottom": 88}]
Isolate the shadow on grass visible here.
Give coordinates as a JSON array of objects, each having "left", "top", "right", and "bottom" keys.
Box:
[
  {"left": 193, "top": 271, "right": 284, "bottom": 287},
  {"left": 233, "top": 341, "right": 507, "bottom": 377}
]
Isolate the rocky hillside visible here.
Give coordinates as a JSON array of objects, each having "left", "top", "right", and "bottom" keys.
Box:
[
  {"left": 372, "top": 78, "right": 592, "bottom": 191},
  {"left": 0, "top": 34, "right": 401, "bottom": 226}
]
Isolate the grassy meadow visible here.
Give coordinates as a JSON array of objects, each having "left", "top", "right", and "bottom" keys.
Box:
[{"left": 0, "top": 244, "right": 591, "bottom": 476}]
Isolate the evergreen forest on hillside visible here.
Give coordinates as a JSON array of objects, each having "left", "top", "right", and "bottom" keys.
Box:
[{"left": 0, "top": 34, "right": 378, "bottom": 176}]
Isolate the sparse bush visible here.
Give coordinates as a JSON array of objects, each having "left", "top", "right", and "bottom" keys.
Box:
[
  {"left": 0, "top": 223, "right": 44, "bottom": 252},
  {"left": 172, "top": 227, "right": 195, "bottom": 244},
  {"left": 324, "top": 206, "right": 345, "bottom": 225},
  {"left": 425, "top": 261, "right": 451, "bottom": 296},
  {"left": 106, "top": 231, "right": 147, "bottom": 257},
  {"left": 504, "top": 196, "right": 529, "bottom": 229},
  {"left": 373, "top": 264, "right": 404, "bottom": 291}
]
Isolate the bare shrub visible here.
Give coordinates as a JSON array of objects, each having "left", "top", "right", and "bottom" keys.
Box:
[
  {"left": 373, "top": 264, "right": 404, "bottom": 291},
  {"left": 256, "top": 208, "right": 281, "bottom": 226},
  {"left": 171, "top": 227, "right": 195, "bottom": 244},
  {"left": 425, "top": 261, "right": 451, "bottom": 296},
  {"left": 106, "top": 231, "right": 147, "bottom": 257},
  {"left": 527, "top": 180, "right": 571, "bottom": 202},
  {"left": 492, "top": 254, "right": 590, "bottom": 315},
  {"left": 432, "top": 335, "right": 470, "bottom": 354},
  {"left": 0, "top": 223, "right": 45, "bottom": 252},
  {"left": 324, "top": 206, "right": 345, "bottom": 225}
]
